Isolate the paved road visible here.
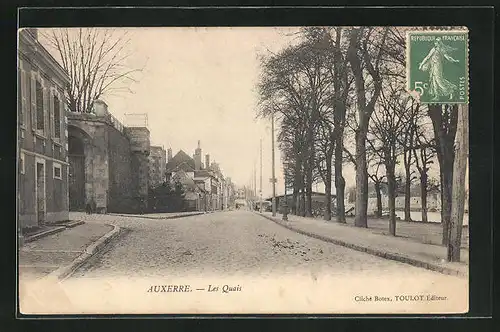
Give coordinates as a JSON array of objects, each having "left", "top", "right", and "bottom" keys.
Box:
[{"left": 72, "top": 210, "right": 466, "bottom": 281}]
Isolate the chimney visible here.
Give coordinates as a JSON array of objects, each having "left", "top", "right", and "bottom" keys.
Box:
[
  {"left": 167, "top": 148, "right": 172, "bottom": 162},
  {"left": 194, "top": 141, "right": 202, "bottom": 170},
  {"left": 205, "top": 154, "right": 210, "bottom": 170}
]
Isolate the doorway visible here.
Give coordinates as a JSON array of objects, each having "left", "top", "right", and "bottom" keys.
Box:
[
  {"left": 68, "top": 135, "right": 86, "bottom": 211},
  {"left": 36, "top": 161, "right": 46, "bottom": 225}
]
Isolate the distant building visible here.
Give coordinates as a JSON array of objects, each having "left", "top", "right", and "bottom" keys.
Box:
[
  {"left": 149, "top": 146, "right": 166, "bottom": 189},
  {"left": 166, "top": 141, "right": 227, "bottom": 212},
  {"left": 18, "top": 28, "right": 71, "bottom": 229}
]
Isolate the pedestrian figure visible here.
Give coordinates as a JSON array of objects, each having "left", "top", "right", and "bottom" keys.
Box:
[{"left": 85, "top": 200, "right": 92, "bottom": 214}]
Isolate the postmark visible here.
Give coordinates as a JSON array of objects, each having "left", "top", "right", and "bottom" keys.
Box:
[{"left": 406, "top": 30, "right": 469, "bottom": 104}]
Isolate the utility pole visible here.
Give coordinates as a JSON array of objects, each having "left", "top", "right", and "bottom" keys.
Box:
[
  {"left": 260, "top": 138, "right": 263, "bottom": 213},
  {"left": 448, "top": 104, "right": 469, "bottom": 262},
  {"left": 271, "top": 113, "right": 277, "bottom": 217},
  {"left": 253, "top": 160, "right": 257, "bottom": 199}
]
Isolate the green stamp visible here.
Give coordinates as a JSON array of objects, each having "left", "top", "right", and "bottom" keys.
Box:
[{"left": 407, "top": 30, "right": 469, "bottom": 104}]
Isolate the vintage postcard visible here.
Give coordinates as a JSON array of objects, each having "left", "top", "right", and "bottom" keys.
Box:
[{"left": 17, "top": 26, "right": 469, "bottom": 315}]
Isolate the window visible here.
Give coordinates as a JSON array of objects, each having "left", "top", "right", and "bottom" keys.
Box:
[
  {"left": 18, "top": 67, "right": 23, "bottom": 126},
  {"left": 54, "top": 94, "right": 61, "bottom": 138},
  {"left": 53, "top": 163, "right": 62, "bottom": 179},
  {"left": 19, "top": 153, "right": 25, "bottom": 174},
  {"left": 36, "top": 80, "right": 44, "bottom": 131}
]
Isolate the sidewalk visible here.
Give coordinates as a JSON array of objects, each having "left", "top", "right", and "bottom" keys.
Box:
[
  {"left": 19, "top": 222, "right": 117, "bottom": 281},
  {"left": 107, "top": 211, "right": 206, "bottom": 219},
  {"left": 259, "top": 212, "right": 468, "bottom": 278},
  {"left": 344, "top": 215, "right": 469, "bottom": 249}
]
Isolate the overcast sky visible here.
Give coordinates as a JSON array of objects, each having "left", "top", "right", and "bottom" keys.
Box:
[{"left": 38, "top": 27, "right": 454, "bottom": 198}]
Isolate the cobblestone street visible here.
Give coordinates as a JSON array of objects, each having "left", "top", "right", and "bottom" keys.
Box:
[
  {"left": 19, "top": 210, "right": 468, "bottom": 314},
  {"left": 72, "top": 210, "right": 466, "bottom": 282}
]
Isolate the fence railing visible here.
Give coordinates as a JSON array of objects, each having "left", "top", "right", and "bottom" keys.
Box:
[{"left": 108, "top": 113, "right": 125, "bottom": 134}]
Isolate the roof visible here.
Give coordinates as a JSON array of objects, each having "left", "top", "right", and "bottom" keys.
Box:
[{"left": 166, "top": 150, "right": 195, "bottom": 173}]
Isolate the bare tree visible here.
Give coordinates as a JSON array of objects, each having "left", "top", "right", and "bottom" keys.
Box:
[
  {"left": 413, "top": 129, "right": 437, "bottom": 223},
  {"left": 367, "top": 156, "right": 386, "bottom": 218},
  {"left": 325, "top": 27, "right": 353, "bottom": 223},
  {"left": 41, "top": 28, "right": 146, "bottom": 113},
  {"left": 428, "top": 104, "right": 458, "bottom": 245},
  {"left": 448, "top": 104, "right": 468, "bottom": 262},
  {"left": 257, "top": 27, "right": 334, "bottom": 218},
  {"left": 367, "top": 85, "right": 407, "bottom": 236},
  {"left": 347, "top": 27, "right": 389, "bottom": 228},
  {"left": 368, "top": 162, "right": 387, "bottom": 218},
  {"left": 315, "top": 114, "right": 335, "bottom": 220},
  {"left": 398, "top": 100, "right": 421, "bottom": 221}
]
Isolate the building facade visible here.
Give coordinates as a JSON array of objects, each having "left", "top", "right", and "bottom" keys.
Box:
[{"left": 18, "top": 29, "right": 71, "bottom": 229}]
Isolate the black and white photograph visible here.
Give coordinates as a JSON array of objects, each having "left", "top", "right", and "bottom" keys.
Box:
[{"left": 17, "top": 25, "right": 469, "bottom": 314}]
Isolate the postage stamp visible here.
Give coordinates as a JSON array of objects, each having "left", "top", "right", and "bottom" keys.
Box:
[{"left": 406, "top": 30, "right": 469, "bottom": 104}]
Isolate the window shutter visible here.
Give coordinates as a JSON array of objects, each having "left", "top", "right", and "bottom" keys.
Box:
[
  {"left": 30, "top": 73, "right": 37, "bottom": 131},
  {"left": 59, "top": 93, "right": 64, "bottom": 139},
  {"left": 21, "top": 69, "right": 27, "bottom": 126},
  {"left": 17, "top": 67, "right": 22, "bottom": 126},
  {"left": 49, "top": 89, "right": 54, "bottom": 138},
  {"left": 43, "top": 84, "right": 49, "bottom": 136}
]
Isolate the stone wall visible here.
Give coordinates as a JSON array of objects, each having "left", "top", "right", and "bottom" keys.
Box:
[
  {"left": 107, "top": 125, "right": 135, "bottom": 213},
  {"left": 67, "top": 115, "right": 109, "bottom": 213},
  {"left": 124, "top": 127, "right": 150, "bottom": 211},
  {"left": 67, "top": 110, "right": 153, "bottom": 214}
]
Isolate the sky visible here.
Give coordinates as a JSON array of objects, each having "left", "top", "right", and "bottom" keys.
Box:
[
  {"left": 37, "top": 27, "right": 454, "bottom": 198},
  {"left": 40, "top": 27, "right": 311, "bottom": 197}
]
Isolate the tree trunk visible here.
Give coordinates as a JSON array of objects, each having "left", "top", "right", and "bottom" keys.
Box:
[
  {"left": 386, "top": 162, "right": 397, "bottom": 236},
  {"left": 404, "top": 164, "right": 412, "bottom": 221},
  {"left": 354, "top": 127, "right": 369, "bottom": 228},
  {"left": 441, "top": 169, "right": 453, "bottom": 245},
  {"left": 420, "top": 173, "right": 429, "bottom": 223},
  {"left": 448, "top": 104, "right": 468, "bottom": 262},
  {"left": 300, "top": 188, "right": 306, "bottom": 217},
  {"left": 334, "top": 135, "right": 346, "bottom": 223},
  {"left": 292, "top": 185, "right": 298, "bottom": 215},
  {"left": 428, "top": 104, "right": 458, "bottom": 246},
  {"left": 324, "top": 181, "right": 332, "bottom": 221},
  {"left": 374, "top": 181, "right": 382, "bottom": 218},
  {"left": 324, "top": 157, "right": 332, "bottom": 221},
  {"left": 305, "top": 154, "right": 313, "bottom": 218}
]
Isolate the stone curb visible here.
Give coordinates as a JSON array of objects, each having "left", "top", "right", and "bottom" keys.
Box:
[
  {"left": 24, "top": 226, "right": 67, "bottom": 243},
  {"left": 108, "top": 212, "right": 205, "bottom": 220},
  {"left": 22, "top": 221, "right": 86, "bottom": 245},
  {"left": 63, "top": 220, "right": 85, "bottom": 228},
  {"left": 44, "top": 224, "right": 121, "bottom": 282},
  {"left": 257, "top": 213, "right": 467, "bottom": 279}
]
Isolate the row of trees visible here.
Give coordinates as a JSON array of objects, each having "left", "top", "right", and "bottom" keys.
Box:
[{"left": 257, "top": 26, "right": 467, "bottom": 261}]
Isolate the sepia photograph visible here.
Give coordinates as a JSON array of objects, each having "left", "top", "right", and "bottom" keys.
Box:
[{"left": 17, "top": 25, "right": 469, "bottom": 315}]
